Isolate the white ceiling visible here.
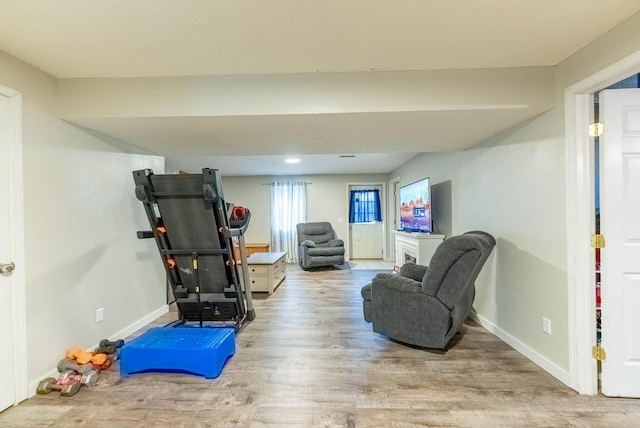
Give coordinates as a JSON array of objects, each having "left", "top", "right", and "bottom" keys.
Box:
[{"left": 1, "top": 1, "right": 639, "bottom": 175}]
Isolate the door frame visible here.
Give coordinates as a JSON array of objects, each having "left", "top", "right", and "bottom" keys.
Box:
[
  {"left": 565, "top": 50, "right": 640, "bottom": 394},
  {"left": 389, "top": 176, "right": 400, "bottom": 262},
  {"left": 0, "top": 84, "right": 27, "bottom": 405}
]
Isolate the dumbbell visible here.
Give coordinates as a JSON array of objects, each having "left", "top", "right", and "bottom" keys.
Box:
[
  {"left": 57, "top": 358, "right": 94, "bottom": 374},
  {"left": 96, "top": 339, "right": 124, "bottom": 363},
  {"left": 99, "top": 339, "right": 124, "bottom": 349},
  {"left": 36, "top": 377, "right": 81, "bottom": 396},
  {"left": 91, "top": 354, "right": 114, "bottom": 371},
  {"left": 59, "top": 369, "right": 99, "bottom": 387},
  {"left": 94, "top": 344, "right": 118, "bottom": 355}
]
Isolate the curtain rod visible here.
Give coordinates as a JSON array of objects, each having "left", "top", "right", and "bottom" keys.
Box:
[{"left": 262, "top": 181, "right": 313, "bottom": 186}]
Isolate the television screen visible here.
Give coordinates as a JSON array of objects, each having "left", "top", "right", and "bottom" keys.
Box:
[{"left": 399, "top": 177, "right": 431, "bottom": 233}]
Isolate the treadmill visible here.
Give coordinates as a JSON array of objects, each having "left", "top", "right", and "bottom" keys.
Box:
[{"left": 133, "top": 168, "right": 255, "bottom": 330}]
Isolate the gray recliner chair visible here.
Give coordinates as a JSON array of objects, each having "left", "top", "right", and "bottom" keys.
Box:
[
  {"left": 296, "top": 222, "right": 346, "bottom": 270},
  {"left": 361, "top": 231, "right": 495, "bottom": 349}
]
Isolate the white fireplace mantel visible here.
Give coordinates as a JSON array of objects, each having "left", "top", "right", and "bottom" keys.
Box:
[{"left": 393, "top": 231, "right": 445, "bottom": 270}]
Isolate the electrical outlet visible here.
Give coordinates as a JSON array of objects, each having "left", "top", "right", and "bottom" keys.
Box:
[
  {"left": 96, "top": 308, "right": 104, "bottom": 323},
  {"left": 542, "top": 316, "right": 552, "bottom": 335}
]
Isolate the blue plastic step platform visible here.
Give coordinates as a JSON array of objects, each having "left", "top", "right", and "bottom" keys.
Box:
[{"left": 120, "top": 326, "right": 235, "bottom": 379}]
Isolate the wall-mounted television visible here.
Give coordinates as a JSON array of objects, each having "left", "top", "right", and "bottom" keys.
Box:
[{"left": 399, "top": 177, "right": 431, "bottom": 233}]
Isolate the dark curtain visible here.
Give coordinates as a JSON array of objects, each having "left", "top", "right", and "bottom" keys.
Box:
[{"left": 349, "top": 189, "right": 382, "bottom": 223}]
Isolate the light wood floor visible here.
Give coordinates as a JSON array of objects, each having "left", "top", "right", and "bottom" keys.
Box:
[
  {"left": 2, "top": 267, "right": 639, "bottom": 427},
  {"left": 348, "top": 259, "right": 394, "bottom": 270}
]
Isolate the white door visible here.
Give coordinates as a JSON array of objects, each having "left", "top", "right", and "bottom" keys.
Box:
[
  {"left": 599, "top": 88, "right": 640, "bottom": 398},
  {"left": 348, "top": 185, "right": 384, "bottom": 259},
  {"left": 351, "top": 223, "right": 383, "bottom": 259},
  {"left": 0, "top": 87, "right": 24, "bottom": 411}
]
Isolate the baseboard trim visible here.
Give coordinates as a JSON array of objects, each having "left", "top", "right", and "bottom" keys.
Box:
[
  {"left": 469, "top": 312, "right": 571, "bottom": 389},
  {"left": 108, "top": 305, "right": 170, "bottom": 344},
  {"left": 28, "top": 304, "right": 169, "bottom": 397}
]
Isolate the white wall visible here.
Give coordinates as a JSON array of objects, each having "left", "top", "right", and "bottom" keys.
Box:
[
  {"left": 222, "top": 174, "right": 389, "bottom": 258},
  {"left": 220, "top": 176, "right": 272, "bottom": 244},
  {"left": 57, "top": 67, "right": 554, "bottom": 119},
  {"left": 392, "top": 117, "right": 569, "bottom": 369},
  {"left": 0, "top": 51, "right": 56, "bottom": 112},
  {"left": 0, "top": 51, "right": 166, "bottom": 391}
]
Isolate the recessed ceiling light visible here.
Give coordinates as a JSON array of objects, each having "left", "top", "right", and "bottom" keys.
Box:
[{"left": 285, "top": 158, "right": 301, "bottom": 164}]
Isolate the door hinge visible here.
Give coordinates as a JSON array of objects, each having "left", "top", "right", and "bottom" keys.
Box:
[
  {"left": 592, "top": 344, "right": 607, "bottom": 361},
  {"left": 589, "top": 122, "right": 604, "bottom": 137},
  {"left": 591, "top": 234, "right": 605, "bottom": 249}
]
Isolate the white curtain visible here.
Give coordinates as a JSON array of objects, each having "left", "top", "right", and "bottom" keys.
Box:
[{"left": 271, "top": 181, "right": 307, "bottom": 263}]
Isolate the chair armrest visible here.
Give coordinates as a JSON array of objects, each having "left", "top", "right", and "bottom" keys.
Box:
[
  {"left": 398, "top": 263, "right": 428, "bottom": 282},
  {"left": 300, "top": 240, "right": 316, "bottom": 247},
  {"left": 371, "top": 272, "right": 422, "bottom": 293},
  {"left": 328, "top": 239, "right": 344, "bottom": 247}
]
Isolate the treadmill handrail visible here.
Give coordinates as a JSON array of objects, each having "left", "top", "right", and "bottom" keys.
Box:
[{"left": 228, "top": 211, "right": 251, "bottom": 236}]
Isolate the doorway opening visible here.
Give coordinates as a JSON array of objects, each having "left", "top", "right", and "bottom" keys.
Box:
[
  {"left": 592, "top": 73, "right": 640, "bottom": 390},
  {"left": 346, "top": 182, "right": 386, "bottom": 267}
]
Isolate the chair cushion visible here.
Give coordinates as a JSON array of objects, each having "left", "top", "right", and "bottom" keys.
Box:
[
  {"left": 421, "top": 235, "right": 483, "bottom": 297},
  {"left": 297, "top": 222, "right": 336, "bottom": 245},
  {"left": 434, "top": 250, "right": 480, "bottom": 309}
]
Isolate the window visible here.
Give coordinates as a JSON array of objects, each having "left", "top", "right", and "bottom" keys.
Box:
[
  {"left": 349, "top": 189, "right": 381, "bottom": 223},
  {"left": 271, "top": 181, "right": 307, "bottom": 263}
]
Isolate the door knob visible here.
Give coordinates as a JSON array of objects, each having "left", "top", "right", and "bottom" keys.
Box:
[{"left": 0, "top": 262, "right": 15, "bottom": 275}]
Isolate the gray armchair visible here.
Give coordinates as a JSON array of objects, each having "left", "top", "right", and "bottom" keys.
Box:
[
  {"left": 361, "top": 231, "right": 495, "bottom": 349},
  {"left": 296, "top": 222, "right": 345, "bottom": 270}
]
